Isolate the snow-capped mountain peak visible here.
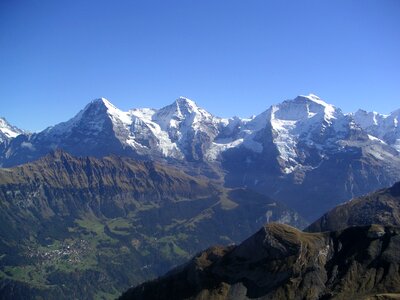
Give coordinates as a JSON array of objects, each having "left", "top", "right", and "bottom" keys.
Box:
[
  {"left": 153, "top": 97, "right": 215, "bottom": 130},
  {"left": 94, "top": 97, "right": 132, "bottom": 125},
  {"left": 0, "top": 117, "right": 24, "bottom": 143},
  {"left": 171, "top": 96, "right": 208, "bottom": 116},
  {"left": 84, "top": 97, "right": 116, "bottom": 115},
  {"left": 243, "top": 94, "right": 347, "bottom": 174},
  {"left": 91, "top": 97, "right": 113, "bottom": 106},
  {"left": 248, "top": 94, "right": 339, "bottom": 131},
  {"left": 175, "top": 96, "right": 197, "bottom": 111},
  {"left": 299, "top": 93, "right": 330, "bottom": 106},
  {"left": 287, "top": 94, "right": 337, "bottom": 121},
  {"left": 42, "top": 97, "right": 134, "bottom": 145}
]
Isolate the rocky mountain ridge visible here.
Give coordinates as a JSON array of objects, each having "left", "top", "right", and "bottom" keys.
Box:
[
  {"left": 120, "top": 223, "right": 400, "bottom": 300},
  {"left": 120, "top": 182, "right": 400, "bottom": 299},
  {"left": 307, "top": 181, "right": 400, "bottom": 232}
]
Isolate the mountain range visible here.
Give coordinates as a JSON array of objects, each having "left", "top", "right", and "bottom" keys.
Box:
[
  {"left": 1, "top": 94, "right": 400, "bottom": 299},
  {"left": 1, "top": 94, "right": 400, "bottom": 220},
  {"left": 2, "top": 95, "right": 400, "bottom": 167}
]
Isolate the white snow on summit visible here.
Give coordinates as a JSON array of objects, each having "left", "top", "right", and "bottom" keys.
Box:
[
  {"left": 99, "top": 97, "right": 132, "bottom": 125},
  {"left": 243, "top": 94, "right": 345, "bottom": 173},
  {"left": 0, "top": 117, "right": 24, "bottom": 143},
  {"left": 153, "top": 97, "right": 217, "bottom": 132}
]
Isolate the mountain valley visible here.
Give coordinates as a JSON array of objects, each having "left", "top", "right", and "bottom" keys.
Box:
[{"left": 0, "top": 150, "right": 304, "bottom": 299}]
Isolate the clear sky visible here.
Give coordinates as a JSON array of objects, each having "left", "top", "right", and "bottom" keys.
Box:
[{"left": 1, "top": 0, "right": 399, "bottom": 131}]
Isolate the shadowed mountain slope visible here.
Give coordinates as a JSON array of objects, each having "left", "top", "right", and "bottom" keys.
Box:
[
  {"left": 307, "top": 181, "right": 400, "bottom": 233},
  {"left": 120, "top": 223, "right": 400, "bottom": 300}
]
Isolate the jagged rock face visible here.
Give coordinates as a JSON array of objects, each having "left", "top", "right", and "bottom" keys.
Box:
[
  {"left": 2, "top": 94, "right": 400, "bottom": 220},
  {"left": 306, "top": 181, "right": 400, "bottom": 232},
  {"left": 2, "top": 99, "right": 138, "bottom": 167},
  {"left": 0, "top": 151, "right": 307, "bottom": 299},
  {"left": 120, "top": 223, "right": 400, "bottom": 300},
  {"left": 152, "top": 98, "right": 221, "bottom": 161}
]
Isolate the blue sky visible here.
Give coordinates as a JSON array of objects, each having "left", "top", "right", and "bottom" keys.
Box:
[{"left": 1, "top": 0, "right": 399, "bottom": 131}]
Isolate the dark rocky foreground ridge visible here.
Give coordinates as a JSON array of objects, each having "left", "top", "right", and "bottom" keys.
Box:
[
  {"left": 120, "top": 223, "right": 400, "bottom": 300},
  {"left": 307, "top": 181, "right": 400, "bottom": 232},
  {"left": 0, "top": 150, "right": 305, "bottom": 299}
]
